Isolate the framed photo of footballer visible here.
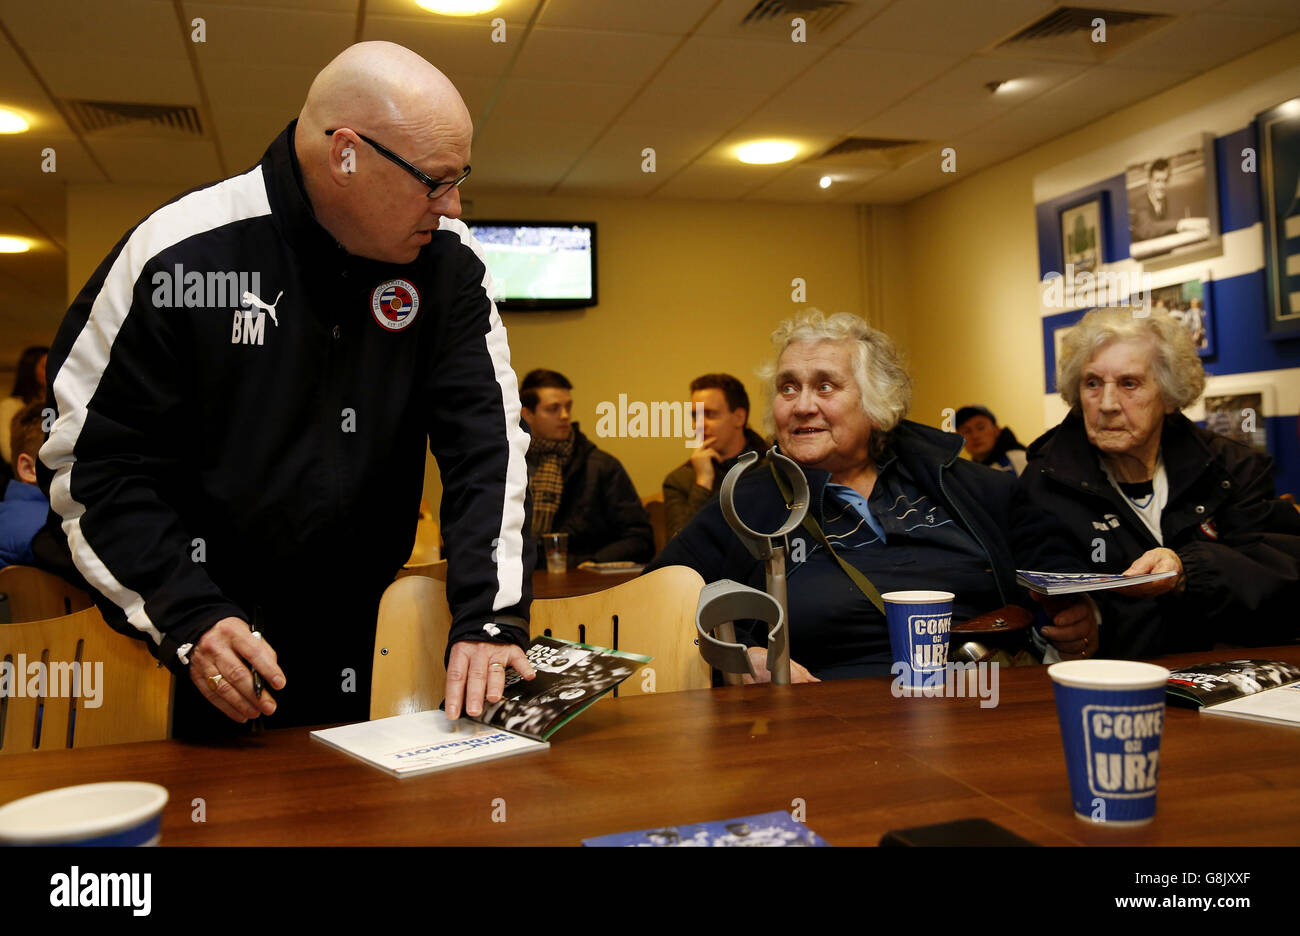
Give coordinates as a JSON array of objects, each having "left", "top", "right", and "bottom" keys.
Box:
[
  {"left": 1060, "top": 197, "right": 1104, "bottom": 275},
  {"left": 1126, "top": 134, "right": 1220, "bottom": 263},
  {"left": 1255, "top": 98, "right": 1300, "bottom": 339}
]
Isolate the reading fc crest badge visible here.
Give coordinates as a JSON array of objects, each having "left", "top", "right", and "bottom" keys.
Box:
[
  {"left": 370, "top": 278, "right": 420, "bottom": 332},
  {"left": 1199, "top": 519, "right": 1219, "bottom": 540}
]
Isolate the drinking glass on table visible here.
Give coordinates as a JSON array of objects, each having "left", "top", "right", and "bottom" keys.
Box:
[{"left": 543, "top": 532, "right": 568, "bottom": 574}]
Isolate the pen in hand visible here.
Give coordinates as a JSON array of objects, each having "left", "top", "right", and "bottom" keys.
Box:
[{"left": 250, "top": 609, "right": 264, "bottom": 700}]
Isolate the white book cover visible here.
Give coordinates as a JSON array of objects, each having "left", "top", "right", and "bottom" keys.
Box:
[
  {"left": 310, "top": 709, "right": 549, "bottom": 777},
  {"left": 1203, "top": 683, "right": 1300, "bottom": 728}
]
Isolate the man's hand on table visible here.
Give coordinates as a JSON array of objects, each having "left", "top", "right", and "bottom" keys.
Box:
[
  {"left": 744, "top": 646, "right": 820, "bottom": 684},
  {"left": 444, "top": 640, "right": 536, "bottom": 719},
  {"left": 190, "top": 617, "right": 285, "bottom": 722}
]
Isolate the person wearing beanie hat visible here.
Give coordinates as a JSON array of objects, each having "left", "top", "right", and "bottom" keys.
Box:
[{"left": 955, "top": 405, "right": 1027, "bottom": 475}]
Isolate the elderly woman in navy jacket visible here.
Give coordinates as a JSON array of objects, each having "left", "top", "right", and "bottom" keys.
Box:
[
  {"left": 1019, "top": 307, "right": 1300, "bottom": 659},
  {"left": 647, "top": 310, "right": 1091, "bottom": 681}
]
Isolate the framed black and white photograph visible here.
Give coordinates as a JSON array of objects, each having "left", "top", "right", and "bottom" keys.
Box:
[
  {"left": 1255, "top": 98, "right": 1300, "bottom": 339},
  {"left": 1126, "top": 134, "right": 1220, "bottom": 262},
  {"left": 1061, "top": 197, "right": 1104, "bottom": 274},
  {"left": 1148, "top": 276, "right": 1214, "bottom": 357}
]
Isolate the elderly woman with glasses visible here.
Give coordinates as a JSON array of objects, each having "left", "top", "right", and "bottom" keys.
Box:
[
  {"left": 1019, "top": 307, "right": 1300, "bottom": 658},
  {"left": 647, "top": 310, "right": 1091, "bottom": 681}
]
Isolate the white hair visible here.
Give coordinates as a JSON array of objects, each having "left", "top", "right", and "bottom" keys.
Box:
[
  {"left": 757, "top": 309, "right": 911, "bottom": 459},
  {"left": 1057, "top": 307, "right": 1205, "bottom": 411}
]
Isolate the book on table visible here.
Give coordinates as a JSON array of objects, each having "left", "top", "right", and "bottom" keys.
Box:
[
  {"left": 583, "top": 810, "right": 830, "bottom": 847},
  {"left": 1015, "top": 569, "right": 1177, "bottom": 595},
  {"left": 1165, "top": 660, "right": 1300, "bottom": 727},
  {"left": 310, "top": 636, "right": 650, "bottom": 776}
]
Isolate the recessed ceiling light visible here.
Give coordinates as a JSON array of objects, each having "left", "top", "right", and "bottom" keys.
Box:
[
  {"left": 415, "top": 0, "right": 501, "bottom": 14},
  {"left": 986, "top": 79, "right": 1021, "bottom": 95},
  {"left": 736, "top": 140, "right": 798, "bottom": 165},
  {"left": 1279, "top": 98, "right": 1300, "bottom": 118},
  {"left": 0, "top": 108, "right": 29, "bottom": 134},
  {"left": 0, "top": 236, "right": 33, "bottom": 253},
  {"left": 819, "top": 175, "right": 832, "bottom": 189}
]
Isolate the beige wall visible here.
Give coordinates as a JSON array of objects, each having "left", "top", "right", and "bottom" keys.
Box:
[{"left": 900, "top": 31, "right": 1300, "bottom": 445}]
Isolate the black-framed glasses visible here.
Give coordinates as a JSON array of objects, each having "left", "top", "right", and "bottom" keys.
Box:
[{"left": 325, "top": 129, "right": 471, "bottom": 199}]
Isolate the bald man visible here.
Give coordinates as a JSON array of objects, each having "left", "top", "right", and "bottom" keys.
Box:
[{"left": 37, "top": 42, "right": 536, "bottom": 738}]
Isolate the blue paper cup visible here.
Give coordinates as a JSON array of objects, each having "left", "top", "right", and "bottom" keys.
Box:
[
  {"left": 0, "top": 782, "right": 169, "bottom": 846},
  {"left": 1048, "top": 660, "right": 1169, "bottom": 826},
  {"left": 881, "top": 590, "right": 953, "bottom": 692}
]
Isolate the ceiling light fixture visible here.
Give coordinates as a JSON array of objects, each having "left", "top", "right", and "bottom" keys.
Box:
[
  {"left": 736, "top": 140, "right": 798, "bottom": 165},
  {"left": 415, "top": 0, "right": 501, "bottom": 14},
  {"left": 819, "top": 176, "right": 832, "bottom": 189},
  {"left": 0, "top": 236, "right": 33, "bottom": 253},
  {"left": 0, "top": 108, "right": 29, "bottom": 133},
  {"left": 985, "top": 79, "right": 1020, "bottom": 95}
]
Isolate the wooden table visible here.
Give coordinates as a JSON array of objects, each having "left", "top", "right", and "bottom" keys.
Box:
[
  {"left": 531, "top": 567, "right": 641, "bottom": 599},
  {"left": 1, "top": 647, "right": 1296, "bottom": 846}
]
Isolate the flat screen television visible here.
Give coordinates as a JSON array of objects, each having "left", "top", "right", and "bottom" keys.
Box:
[{"left": 465, "top": 220, "right": 597, "bottom": 310}]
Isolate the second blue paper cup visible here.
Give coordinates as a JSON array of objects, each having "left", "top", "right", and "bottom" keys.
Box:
[{"left": 881, "top": 590, "right": 953, "bottom": 692}]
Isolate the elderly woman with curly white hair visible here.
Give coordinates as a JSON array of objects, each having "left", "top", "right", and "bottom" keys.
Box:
[
  {"left": 647, "top": 309, "right": 1090, "bottom": 681},
  {"left": 1020, "top": 307, "right": 1300, "bottom": 658}
]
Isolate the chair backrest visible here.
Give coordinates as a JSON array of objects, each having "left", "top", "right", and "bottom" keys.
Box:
[
  {"left": 530, "top": 565, "right": 708, "bottom": 697},
  {"left": 405, "top": 500, "right": 442, "bottom": 566},
  {"left": 642, "top": 492, "right": 666, "bottom": 554},
  {"left": 396, "top": 558, "right": 449, "bottom": 582},
  {"left": 371, "top": 572, "right": 452, "bottom": 719},
  {"left": 0, "top": 565, "right": 94, "bottom": 624},
  {"left": 0, "top": 606, "right": 172, "bottom": 754}
]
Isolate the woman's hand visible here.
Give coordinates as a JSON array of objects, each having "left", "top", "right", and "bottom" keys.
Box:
[
  {"left": 744, "top": 646, "right": 821, "bottom": 684},
  {"left": 1032, "top": 594, "right": 1099, "bottom": 659},
  {"left": 1115, "top": 547, "right": 1184, "bottom": 599}
]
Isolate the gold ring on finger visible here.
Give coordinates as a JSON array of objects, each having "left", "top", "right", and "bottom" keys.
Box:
[{"left": 207, "top": 673, "right": 224, "bottom": 689}]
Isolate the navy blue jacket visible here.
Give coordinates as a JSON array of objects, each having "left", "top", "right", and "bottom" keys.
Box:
[{"left": 647, "top": 420, "right": 1066, "bottom": 678}]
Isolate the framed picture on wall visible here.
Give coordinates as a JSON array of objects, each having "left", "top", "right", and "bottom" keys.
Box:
[
  {"left": 1125, "top": 134, "right": 1220, "bottom": 262},
  {"left": 1255, "top": 98, "right": 1300, "bottom": 340},
  {"left": 1060, "top": 197, "right": 1104, "bottom": 274},
  {"left": 1148, "top": 276, "right": 1214, "bottom": 358},
  {"left": 1203, "top": 391, "right": 1269, "bottom": 452}
]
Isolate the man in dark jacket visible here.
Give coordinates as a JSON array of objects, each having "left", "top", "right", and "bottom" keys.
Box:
[
  {"left": 37, "top": 43, "right": 536, "bottom": 737},
  {"left": 649, "top": 418, "right": 1083, "bottom": 679},
  {"left": 662, "top": 373, "right": 767, "bottom": 539},
  {"left": 521, "top": 369, "right": 654, "bottom": 568}
]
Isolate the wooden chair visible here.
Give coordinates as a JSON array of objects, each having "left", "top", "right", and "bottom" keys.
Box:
[
  {"left": 642, "top": 491, "right": 667, "bottom": 554},
  {"left": 531, "top": 565, "right": 709, "bottom": 697},
  {"left": 0, "top": 565, "right": 94, "bottom": 624},
  {"left": 369, "top": 563, "right": 709, "bottom": 718},
  {"left": 0, "top": 606, "right": 172, "bottom": 754},
  {"left": 371, "top": 563, "right": 451, "bottom": 719},
  {"left": 404, "top": 499, "right": 441, "bottom": 567}
]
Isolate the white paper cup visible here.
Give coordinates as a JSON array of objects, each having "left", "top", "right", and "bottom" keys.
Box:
[{"left": 0, "top": 782, "right": 169, "bottom": 846}]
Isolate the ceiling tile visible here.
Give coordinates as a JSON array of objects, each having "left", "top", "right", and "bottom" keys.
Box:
[
  {"left": 362, "top": 16, "right": 516, "bottom": 79},
  {"left": 910, "top": 55, "right": 1089, "bottom": 106},
  {"left": 744, "top": 164, "right": 887, "bottom": 203},
  {"left": 366, "top": 0, "right": 537, "bottom": 25},
  {"left": 469, "top": 117, "right": 602, "bottom": 188},
  {"left": 1211, "top": 0, "right": 1300, "bottom": 20},
  {"left": 651, "top": 162, "right": 786, "bottom": 201},
  {"left": 35, "top": 57, "right": 200, "bottom": 105},
  {"left": 842, "top": 0, "right": 1057, "bottom": 54},
  {"left": 694, "top": 0, "right": 894, "bottom": 46},
  {"left": 488, "top": 77, "right": 640, "bottom": 124},
  {"left": 1032, "top": 63, "right": 1197, "bottom": 120},
  {"left": 619, "top": 84, "right": 769, "bottom": 131},
  {"left": 1103, "top": 10, "right": 1294, "bottom": 71},
  {"left": 0, "top": 0, "right": 185, "bottom": 60},
  {"left": 652, "top": 35, "right": 819, "bottom": 92},
  {"left": 187, "top": 2, "right": 354, "bottom": 65},
  {"left": 849, "top": 96, "right": 1013, "bottom": 144},
  {"left": 86, "top": 138, "right": 224, "bottom": 186},
  {"left": 508, "top": 26, "right": 679, "bottom": 83},
  {"left": 539, "top": 0, "right": 707, "bottom": 34},
  {"left": 202, "top": 63, "right": 317, "bottom": 116}
]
